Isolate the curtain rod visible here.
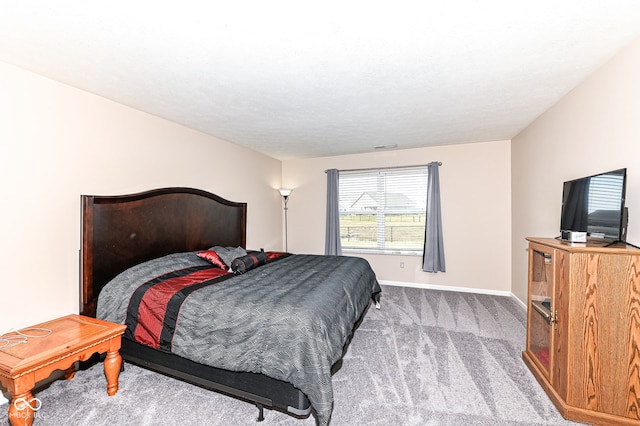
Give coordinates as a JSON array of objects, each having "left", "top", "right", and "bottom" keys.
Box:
[{"left": 325, "top": 162, "right": 442, "bottom": 173}]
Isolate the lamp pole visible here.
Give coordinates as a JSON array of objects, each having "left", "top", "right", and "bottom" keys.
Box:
[
  {"left": 279, "top": 189, "right": 292, "bottom": 252},
  {"left": 283, "top": 195, "right": 289, "bottom": 252}
]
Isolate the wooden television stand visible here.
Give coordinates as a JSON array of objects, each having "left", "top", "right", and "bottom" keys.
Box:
[{"left": 523, "top": 237, "right": 640, "bottom": 425}]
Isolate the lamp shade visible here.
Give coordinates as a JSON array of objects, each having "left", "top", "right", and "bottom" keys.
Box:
[{"left": 279, "top": 188, "right": 292, "bottom": 197}]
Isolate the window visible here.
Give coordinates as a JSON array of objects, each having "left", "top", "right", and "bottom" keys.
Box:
[{"left": 339, "top": 166, "right": 428, "bottom": 254}]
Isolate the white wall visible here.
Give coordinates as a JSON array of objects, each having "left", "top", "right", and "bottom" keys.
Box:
[
  {"left": 511, "top": 36, "right": 640, "bottom": 303},
  {"left": 283, "top": 140, "right": 512, "bottom": 293},
  {"left": 0, "top": 62, "right": 283, "bottom": 332}
]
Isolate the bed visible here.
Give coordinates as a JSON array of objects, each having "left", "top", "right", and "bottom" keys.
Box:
[{"left": 80, "top": 187, "right": 381, "bottom": 425}]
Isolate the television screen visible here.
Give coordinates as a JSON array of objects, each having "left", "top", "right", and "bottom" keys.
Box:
[{"left": 560, "top": 168, "right": 627, "bottom": 241}]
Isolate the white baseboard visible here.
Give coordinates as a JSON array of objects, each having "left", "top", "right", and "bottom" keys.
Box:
[
  {"left": 378, "top": 280, "right": 527, "bottom": 309},
  {"left": 511, "top": 294, "right": 527, "bottom": 309}
]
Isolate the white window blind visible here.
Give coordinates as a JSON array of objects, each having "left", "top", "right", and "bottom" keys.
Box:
[{"left": 339, "top": 166, "right": 429, "bottom": 254}]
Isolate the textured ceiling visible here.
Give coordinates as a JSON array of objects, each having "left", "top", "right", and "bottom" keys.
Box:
[{"left": 2, "top": 2, "right": 640, "bottom": 160}]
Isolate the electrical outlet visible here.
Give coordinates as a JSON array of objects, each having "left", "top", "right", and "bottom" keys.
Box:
[{"left": 400, "top": 262, "right": 404, "bottom": 268}]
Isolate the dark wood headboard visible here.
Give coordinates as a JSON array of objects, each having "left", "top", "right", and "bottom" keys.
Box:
[{"left": 80, "top": 187, "right": 247, "bottom": 317}]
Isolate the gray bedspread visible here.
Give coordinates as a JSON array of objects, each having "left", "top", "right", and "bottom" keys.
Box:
[{"left": 97, "top": 252, "right": 380, "bottom": 425}]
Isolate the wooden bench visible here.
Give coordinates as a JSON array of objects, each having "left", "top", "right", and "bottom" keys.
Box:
[{"left": 0, "top": 315, "right": 126, "bottom": 426}]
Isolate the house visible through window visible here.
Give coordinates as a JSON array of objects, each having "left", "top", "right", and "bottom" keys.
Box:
[{"left": 339, "top": 166, "right": 429, "bottom": 254}]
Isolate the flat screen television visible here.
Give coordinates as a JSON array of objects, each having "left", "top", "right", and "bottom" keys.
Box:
[{"left": 560, "top": 168, "right": 627, "bottom": 242}]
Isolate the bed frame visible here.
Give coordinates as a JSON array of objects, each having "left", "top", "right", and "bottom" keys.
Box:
[{"left": 80, "top": 187, "right": 312, "bottom": 421}]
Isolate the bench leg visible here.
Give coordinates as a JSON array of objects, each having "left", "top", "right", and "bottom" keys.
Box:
[
  {"left": 64, "top": 364, "right": 76, "bottom": 380},
  {"left": 8, "top": 390, "right": 37, "bottom": 426},
  {"left": 104, "top": 349, "right": 123, "bottom": 396}
]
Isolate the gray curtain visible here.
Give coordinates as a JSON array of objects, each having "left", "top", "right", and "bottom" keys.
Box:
[
  {"left": 325, "top": 169, "right": 342, "bottom": 255},
  {"left": 422, "top": 161, "right": 445, "bottom": 272}
]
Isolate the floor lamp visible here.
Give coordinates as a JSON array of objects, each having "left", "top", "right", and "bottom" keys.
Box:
[{"left": 279, "top": 188, "right": 292, "bottom": 252}]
